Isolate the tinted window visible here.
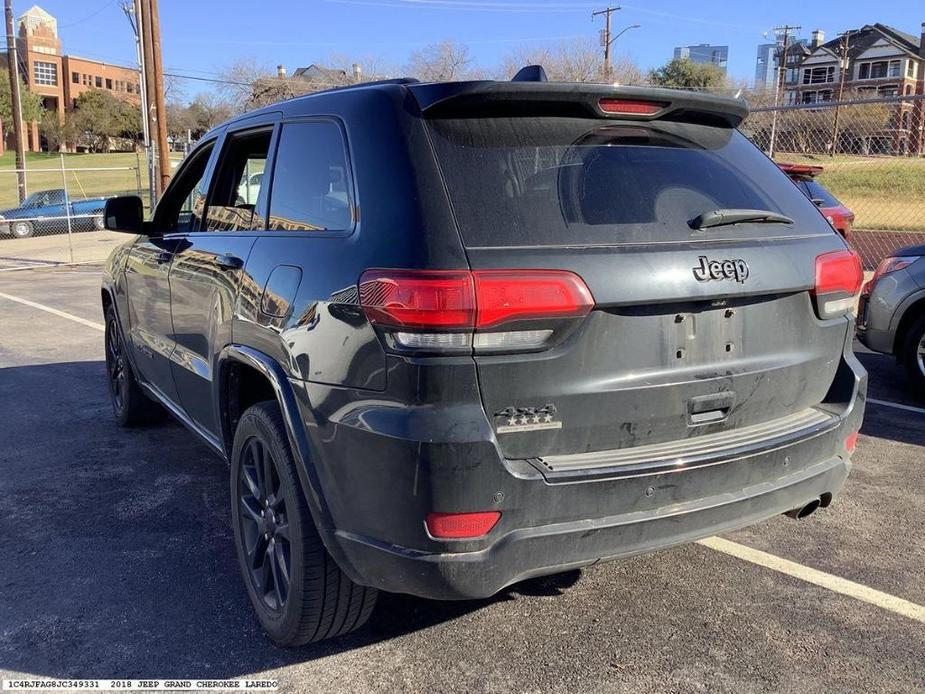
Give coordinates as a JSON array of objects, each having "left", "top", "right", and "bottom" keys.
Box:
[
  {"left": 268, "top": 122, "right": 353, "bottom": 232},
  {"left": 156, "top": 142, "right": 214, "bottom": 233},
  {"left": 205, "top": 129, "right": 271, "bottom": 232},
  {"left": 427, "top": 117, "right": 828, "bottom": 247},
  {"left": 800, "top": 179, "right": 841, "bottom": 208}
]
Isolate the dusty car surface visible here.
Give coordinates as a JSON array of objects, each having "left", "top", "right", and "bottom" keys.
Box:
[{"left": 100, "top": 68, "right": 867, "bottom": 646}]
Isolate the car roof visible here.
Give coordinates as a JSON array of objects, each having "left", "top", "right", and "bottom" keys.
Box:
[{"left": 209, "top": 72, "right": 750, "bottom": 138}]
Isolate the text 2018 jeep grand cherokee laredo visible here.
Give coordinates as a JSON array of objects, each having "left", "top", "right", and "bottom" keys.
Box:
[{"left": 100, "top": 69, "right": 867, "bottom": 646}]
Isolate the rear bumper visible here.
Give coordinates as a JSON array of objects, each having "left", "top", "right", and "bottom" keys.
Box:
[
  {"left": 295, "top": 333, "right": 866, "bottom": 601},
  {"left": 334, "top": 438, "right": 851, "bottom": 600}
]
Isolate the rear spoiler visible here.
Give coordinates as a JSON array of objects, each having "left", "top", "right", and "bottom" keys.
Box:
[{"left": 408, "top": 82, "right": 749, "bottom": 128}]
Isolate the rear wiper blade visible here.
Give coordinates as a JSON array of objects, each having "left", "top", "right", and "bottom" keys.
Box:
[{"left": 689, "top": 209, "right": 794, "bottom": 230}]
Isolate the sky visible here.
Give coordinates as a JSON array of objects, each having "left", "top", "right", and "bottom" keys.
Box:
[{"left": 22, "top": 0, "right": 925, "bottom": 101}]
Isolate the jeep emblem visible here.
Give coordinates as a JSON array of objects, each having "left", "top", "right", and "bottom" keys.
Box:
[{"left": 692, "top": 256, "right": 749, "bottom": 283}]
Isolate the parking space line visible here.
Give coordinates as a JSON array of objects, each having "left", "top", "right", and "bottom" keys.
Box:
[
  {"left": 699, "top": 536, "right": 925, "bottom": 624},
  {"left": 0, "top": 291, "right": 104, "bottom": 332},
  {"left": 868, "top": 398, "right": 925, "bottom": 416}
]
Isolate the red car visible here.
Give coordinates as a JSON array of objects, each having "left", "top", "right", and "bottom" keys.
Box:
[{"left": 778, "top": 163, "right": 855, "bottom": 237}]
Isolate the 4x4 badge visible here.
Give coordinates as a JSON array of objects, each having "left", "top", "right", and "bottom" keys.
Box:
[
  {"left": 494, "top": 404, "right": 562, "bottom": 434},
  {"left": 692, "top": 256, "right": 749, "bottom": 283}
]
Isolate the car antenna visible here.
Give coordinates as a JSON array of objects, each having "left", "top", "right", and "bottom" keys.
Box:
[{"left": 512, "top": 65, "right": 548, "bottom": 82}]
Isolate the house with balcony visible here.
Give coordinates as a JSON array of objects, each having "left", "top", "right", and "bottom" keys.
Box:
[{"left": 781, "top": 23, "right": 925, "bottom": 154}]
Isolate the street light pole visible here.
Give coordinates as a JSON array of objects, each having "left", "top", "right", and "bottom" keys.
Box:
[{"left": 592, "top": 6, "right": 621, "bottom": 79}]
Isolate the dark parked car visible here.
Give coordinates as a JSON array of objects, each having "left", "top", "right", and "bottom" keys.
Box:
[
  {"left": 100, "top": 70, "right": 867, "bottom": 646},
  {"left": 778, "top": 163, "right": 855, "bottom": 237},
  {"left": 857, "top": 245, "right": 925, "bottom": 393},
  {"left": 0, "top": 189, "right": 109, "bottom": 239}
]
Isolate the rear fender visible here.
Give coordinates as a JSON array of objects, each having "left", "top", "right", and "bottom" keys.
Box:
[{"left": 217, "top": 345, "right": 366, "bottom": 584}]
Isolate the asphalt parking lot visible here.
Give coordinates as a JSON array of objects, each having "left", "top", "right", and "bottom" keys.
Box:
[{"left": 1, "top": 264, "right": 923, "bottom": 693}]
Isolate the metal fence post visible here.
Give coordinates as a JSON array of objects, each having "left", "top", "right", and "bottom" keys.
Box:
[{"left": 59, "top": 153, "right": 75, "bottom": 264}]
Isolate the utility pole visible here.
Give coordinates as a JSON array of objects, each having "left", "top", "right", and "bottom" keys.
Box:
[
  {"left": 4, "top": 0, "right": 27, "bottom": 203},
  {"left": 768, "top": 24, "right": 801, "bottom": 158},
  {"left": 121, "top": 1, "right": 155, "bottom": 205},
  {"left": 592, "top": 6, "right": 620, "bottom": 79},
  {"left": 139, "top": 0, "right": 169, "bottom": 198},
  {"left": 146, "top": 0, "right": 170, "bottom": 194},
  {"left": 830, "top": 30, "right": 851, "bottom": 157}
]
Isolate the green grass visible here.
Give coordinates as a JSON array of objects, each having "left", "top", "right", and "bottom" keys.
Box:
[{"left": 772, "top": 153, "right": 925, "bottom": 231}]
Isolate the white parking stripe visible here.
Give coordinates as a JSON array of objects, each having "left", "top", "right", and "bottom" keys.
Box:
[
  {"left": 0, "top": 291, "right": 104, "bottom": 332},
  {"left": 868, "top": 398, "right": 925, "bottom": 416},
  {"left": 699, "top": 536, "right": 925, "bottom": 624}
]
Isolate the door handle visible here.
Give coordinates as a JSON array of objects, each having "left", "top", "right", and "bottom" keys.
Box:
[
  {"left": 155, "top": 251, "right": 172, "bottom": 264},
  {"left": 216, "top": 253, "right": 244, "bottom": 270}
]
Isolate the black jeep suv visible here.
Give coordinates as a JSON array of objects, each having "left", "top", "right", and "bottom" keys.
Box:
[{"left": 100, "top": 70, "right": 866, "bottom": 646}]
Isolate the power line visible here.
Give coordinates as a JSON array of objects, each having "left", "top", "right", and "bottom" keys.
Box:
[{"left": 58, "top": 0, "right": 117, "bottom": 28}]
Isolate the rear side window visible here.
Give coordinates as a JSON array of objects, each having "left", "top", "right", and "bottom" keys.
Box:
[
  {"left": 799, "top": 179, "right": 842, "bottom": 208},
  {"left": 205, "top": 129, "right": 272, "bottom": 232},
  {"left": 426, "top": 117, "right": 827, "bottom": 247},
  {"left": 268, "top": 121, "right": 353, "bottom": 232}
]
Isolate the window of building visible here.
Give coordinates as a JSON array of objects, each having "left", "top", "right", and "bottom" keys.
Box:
[
  {"left": 127, "top": 82, "right": 134, "bottom": 94},
  {"left": 800, "top": 90, "right": 832, "bottom": 104},
  {"left": 71, "top": 71, "right": 79, "bottom": 84},
  {"left": 802, "top": 65, "right": 834, "bottom": 84},
  {"left": 908, "top": 60, "right": 918, "bottom": 79},
  {"left": 95, "top": 75, "right": 102, "bottom": 88},
  {"left": 105, "top": 78, "right": 112, "bottom": 90},
  {"left": 205, "top": 129, "right": 272, "bottom": 232},
  {"left": 859, "top": 59, "right": 902, "bottom": 80},
  {"left": 268, "top": 121, "right": 354, "bottom": 232},
  {"left": 878, "top": 85, "right": 899, "bottom": 98},
  {"left": 33, "top": 61, "right": 57, "bottom": 86}
]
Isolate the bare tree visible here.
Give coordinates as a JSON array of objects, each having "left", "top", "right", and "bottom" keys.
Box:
[
  {"left": 216, "top": 59, "right": 275, "bottom": 112},
  {"left": 405, "top": 40, "right": 474, "bottom": 82},
  {"left": 499, "top": 38, "right": 645, "bottom": 85}
]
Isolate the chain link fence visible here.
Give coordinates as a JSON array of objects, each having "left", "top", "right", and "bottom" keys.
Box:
[
  {"left": 0, "top": 155, "right": 147, "bottom": 271},
  {"left": 740, "top": 94, "right": 925, "bottom": 269}
]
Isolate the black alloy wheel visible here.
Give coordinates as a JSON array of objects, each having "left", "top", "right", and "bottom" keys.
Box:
[{"left": 237, "top": 436, "right": 291, "bottom": 612}]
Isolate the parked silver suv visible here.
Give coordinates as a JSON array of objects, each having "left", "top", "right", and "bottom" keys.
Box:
[{"left": 857, "top": 245, "right": 925, "bottom": 393}]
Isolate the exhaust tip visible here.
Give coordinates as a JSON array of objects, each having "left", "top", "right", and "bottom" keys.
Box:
[{"left": 784, "top": 498, "right": 822, "bottom": 520}]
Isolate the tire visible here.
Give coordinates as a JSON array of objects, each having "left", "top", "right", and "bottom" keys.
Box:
[
  {"left": 104, "top": 303, "right": 162, "bottom": 426},
  {"left": 231, "top": 401, "right": 377, "bottom": 646},
  {"left": 10, "top": 221, "right": 33, "bottom": 238},
  {"left": 901, "top": 314, "right": 925, "bottom": 395}
]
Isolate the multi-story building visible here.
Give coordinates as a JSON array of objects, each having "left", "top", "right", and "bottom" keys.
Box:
[
  {"left": 777, "top": 23, "right": 925, "bottom": 155},
  {"left": 673, "top": 43, "right": 729, "bottom": 72},
  {"left": 785, "top": 23, "right": 923, "bottom": 106},
  {"left": 2, "top": 5, "right": 140, "bottom": 151},
  {"left": 755, "top": 37, "right": 810, "bottom": 90}
]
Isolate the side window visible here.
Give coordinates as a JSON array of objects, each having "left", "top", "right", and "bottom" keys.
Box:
[
  {"left": 157, "top": 142, "right": 214, "bottom": 233},
  {"left": 204, "top": 129, "right": 272, "bottom": 232},
  {"left": 268, "top": 121, "right": 353, "bottom": 232}
]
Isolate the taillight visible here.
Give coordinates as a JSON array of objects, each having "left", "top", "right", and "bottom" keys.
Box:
[
  {"left": 869, "top": 255, "right": 920, "bottom": 288},
  {"left": 425, "top": 511, "right": 500, "bottom": 539},
  {"left": 812, "top": 250, "right": 862, "bottom": 319},
  {"left": 472, "top": 270, "right": 594, "bottom": 328},
  {"left": 359, "top": 268, "right": 594, "bottom": 353},
  {"left": 845, "top": 431, "right": 859, "bottom": 453},
  {"left": 599, "top": 98, "right": 667, "bottom": 115}
]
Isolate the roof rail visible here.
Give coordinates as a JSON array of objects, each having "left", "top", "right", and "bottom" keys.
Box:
[{"left": 512, "top": 65, "right": 548, "bottom": 82}]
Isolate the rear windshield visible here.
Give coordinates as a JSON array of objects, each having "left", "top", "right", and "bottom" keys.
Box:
[
  {"left": 798, "top": 179, "right": 842, "bottom": 208},
  {"left": 426, "top": 117, "right": 828, "bottom": 247}
]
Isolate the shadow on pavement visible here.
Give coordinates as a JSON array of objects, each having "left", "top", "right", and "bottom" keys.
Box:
[{"left": 0, "top": 361, "right": 582, "bottom": 679}]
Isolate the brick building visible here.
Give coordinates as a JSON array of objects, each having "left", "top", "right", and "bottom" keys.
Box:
[{"left": 2, "top": 5, "right": 140, "bottom": 151}]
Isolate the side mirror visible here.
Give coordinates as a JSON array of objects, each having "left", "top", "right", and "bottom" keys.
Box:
[{"left": 104, "top": 195, "right": 145, "bottom": 234}]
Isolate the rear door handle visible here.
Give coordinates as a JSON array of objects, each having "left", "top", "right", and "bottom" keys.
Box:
[{"left": 216, "top": 253, "right": 244, "bottom": 270}]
